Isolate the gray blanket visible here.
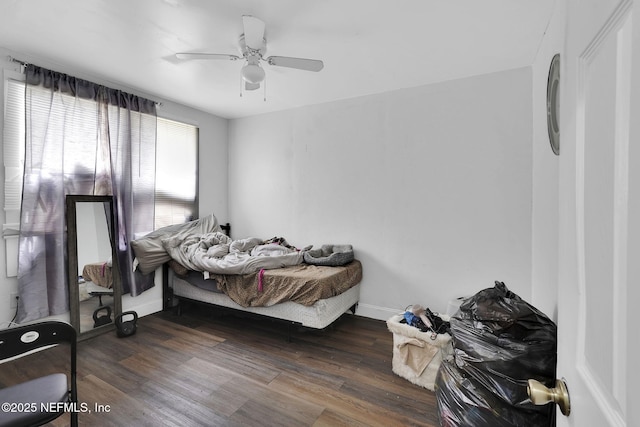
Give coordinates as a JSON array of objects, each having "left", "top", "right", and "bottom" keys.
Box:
[{"left": 162, "top": 232, "right": 304, "bottom": 275}]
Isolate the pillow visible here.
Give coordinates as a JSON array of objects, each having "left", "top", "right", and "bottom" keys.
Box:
[
  {"left": 303, "top": 244, "right": 354, "bottom": 266},
  {"left": 131, "top": 214, "right": 221, "bottom": 274}
]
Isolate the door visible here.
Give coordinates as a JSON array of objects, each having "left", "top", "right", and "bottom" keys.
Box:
[{"left": 557, "top": 0, "right": 639, "bottom": 426}]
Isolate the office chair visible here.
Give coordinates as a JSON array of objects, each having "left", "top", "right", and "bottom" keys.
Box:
[{"left": 0, "top": 321, "right": 78, "bottom": 427}]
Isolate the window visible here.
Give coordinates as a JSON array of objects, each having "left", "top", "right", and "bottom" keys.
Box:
[
  {"left": 3, "top": 79, "right": 199, "bottom": 233},
  {"left": 3, "top": 77, "right": 25, "bottom": 277},
  {"left": 3, "top": 78, "right": 25, "bottom": 226},
  {"left": 154, "top": 117, "right": 199, "bottom": 229}
]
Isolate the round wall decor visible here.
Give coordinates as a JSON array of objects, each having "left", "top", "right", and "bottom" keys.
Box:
[{"left": 547, "top": 54, "right": 560, "bottom": 155}]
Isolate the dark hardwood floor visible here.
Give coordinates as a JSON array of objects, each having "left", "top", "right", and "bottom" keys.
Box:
[{"left": 0, "top": 306, "right": 440, "bottom": 426}]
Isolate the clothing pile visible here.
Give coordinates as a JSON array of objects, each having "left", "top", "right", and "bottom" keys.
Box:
[{"left": 400, "top": 304, "right": 451, "bottom": 336}]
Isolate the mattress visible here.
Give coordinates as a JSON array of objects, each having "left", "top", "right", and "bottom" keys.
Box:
[{"left": 170, "top": 269, "right": 361, "bottom": 329}]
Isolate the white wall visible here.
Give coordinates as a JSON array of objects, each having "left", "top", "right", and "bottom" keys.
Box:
[
  {"left": 530, "top": 0, "right": 565, "bottom": 321},
  {"left": 0, "top": 43, "right": 556, "bottom": 325},
  {"left": 229, "top": 68, "right": 534, "bottom": 320},
  {"left": 0, "top": 47, "right": 228, "bottom": 325},
  {"left": 76, "top": 202, "right": 112, "bottom": 276}
]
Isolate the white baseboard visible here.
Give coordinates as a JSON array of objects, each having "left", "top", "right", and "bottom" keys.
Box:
[
  {"left": 122, "top": 297, "right": 162, "bottom": 318},
  {"left": 121, "top": 269, "right": 164, "bottom": 318},
  {"left": 355, "top": 303, "right": 402, "bottom": 321}
]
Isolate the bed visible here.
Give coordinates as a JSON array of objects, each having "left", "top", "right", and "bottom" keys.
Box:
[
  {"left": 131, "top": 214, "right": 363, "bottom": 330},
  {"left": 82, "top": 261, "right": 113, "bottom": 288},
  {"left": 167, "top": 261, "right": 362, "bottom": 329},
  {"left": 81, "top": 261, "right": 114, "bottom": 305}
]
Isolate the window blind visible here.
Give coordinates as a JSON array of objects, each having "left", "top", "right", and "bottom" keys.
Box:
[
  {"left": 3, "top": 79, "right": 25, "bottom": 226},
  {"left": 154, "top": 117, "right": 198, "bottom": 229}
]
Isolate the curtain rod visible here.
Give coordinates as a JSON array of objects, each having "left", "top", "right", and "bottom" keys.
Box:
[
  {"left": 6, "top": 55, "right": 163, "bottom": 107},
  {"left": 7, "top": 55, "right": 28, "bottom": 67}
]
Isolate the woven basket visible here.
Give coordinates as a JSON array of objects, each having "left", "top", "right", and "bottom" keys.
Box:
[{"left": 386, "top": 313, "right": 453, "bottom": 391}]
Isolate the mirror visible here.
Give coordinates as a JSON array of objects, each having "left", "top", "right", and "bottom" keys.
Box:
[{"left": 66, "top": 195, "right": 121, "bottom": 341}]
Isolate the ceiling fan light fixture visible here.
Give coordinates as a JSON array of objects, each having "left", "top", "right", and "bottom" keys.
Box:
[
  {"left": 175, "top": 15, "right": 323, "bottom": 97},
  {"left": 241, "top": 63, "right": 265, "bottom": 84}
]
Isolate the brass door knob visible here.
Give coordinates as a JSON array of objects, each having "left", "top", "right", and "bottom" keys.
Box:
[{"left": 527, "top": 378, "right": 571, "bottom": 416}]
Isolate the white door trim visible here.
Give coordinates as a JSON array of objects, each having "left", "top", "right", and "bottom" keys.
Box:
[{"left": 573, "top": 1, "right": 631, "bottom": 424}]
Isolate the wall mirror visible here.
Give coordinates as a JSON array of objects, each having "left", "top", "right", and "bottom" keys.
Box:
[{"left": 66, "top": 195, "right": 121, "bottom": 341}]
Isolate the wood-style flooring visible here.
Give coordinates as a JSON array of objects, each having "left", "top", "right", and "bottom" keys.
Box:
[{"left": 0, "top": 305, "right": 440, "bottom": 426}]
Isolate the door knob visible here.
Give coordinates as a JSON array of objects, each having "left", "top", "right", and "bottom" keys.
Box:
[{"left": 527, "top": 378, "right": 571, "bottom": 416}]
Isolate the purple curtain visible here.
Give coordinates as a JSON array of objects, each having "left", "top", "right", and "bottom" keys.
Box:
[
  {"left": 16, "top": 65, "right": 156, "bottom": 322},
  {"left": 105, "top": 92, "right": 157, "bottom": 296}
]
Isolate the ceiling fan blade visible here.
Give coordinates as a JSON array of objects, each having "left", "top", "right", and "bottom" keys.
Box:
[
  {"left": 242, "top": 15, "right": 266, "bottom": 50},
  {"left": 175, "top": 53, "right": 240, "bottom": 61},
  {"left": 266, "top": 56, "right": 324, "bottom": 72},
  {"left": 245, "top": 82, "right": 260, "bottom": 91}
]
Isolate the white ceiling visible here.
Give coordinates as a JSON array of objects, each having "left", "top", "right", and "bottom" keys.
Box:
[{"left": 0, "top": 0, "right": 557, "bottom": 119}]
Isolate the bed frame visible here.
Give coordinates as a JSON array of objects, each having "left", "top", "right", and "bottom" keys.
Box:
[{"left": 163, "top": 265, "right": 360, "bottom": 336}]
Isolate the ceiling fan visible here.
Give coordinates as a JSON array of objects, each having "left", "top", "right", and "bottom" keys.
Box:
[{"left": 175, "top": 15, "right": 324, "bottom": 93}]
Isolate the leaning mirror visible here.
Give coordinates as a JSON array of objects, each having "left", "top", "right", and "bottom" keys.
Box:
[{"left": 66, "top": 195, "right": 121, "bottom": 341}]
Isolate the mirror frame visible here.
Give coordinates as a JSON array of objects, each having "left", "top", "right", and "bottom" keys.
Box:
[{"left": 66, "top": 195, "right": 122, "bottom": 341}]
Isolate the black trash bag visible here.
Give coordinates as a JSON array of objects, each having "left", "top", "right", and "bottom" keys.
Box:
[
  {"left": 436, "top": 360, "right": 553, "bottom": 427},
  {"left": 436, "top": 281, "right": 557, "bottom": 427}
]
